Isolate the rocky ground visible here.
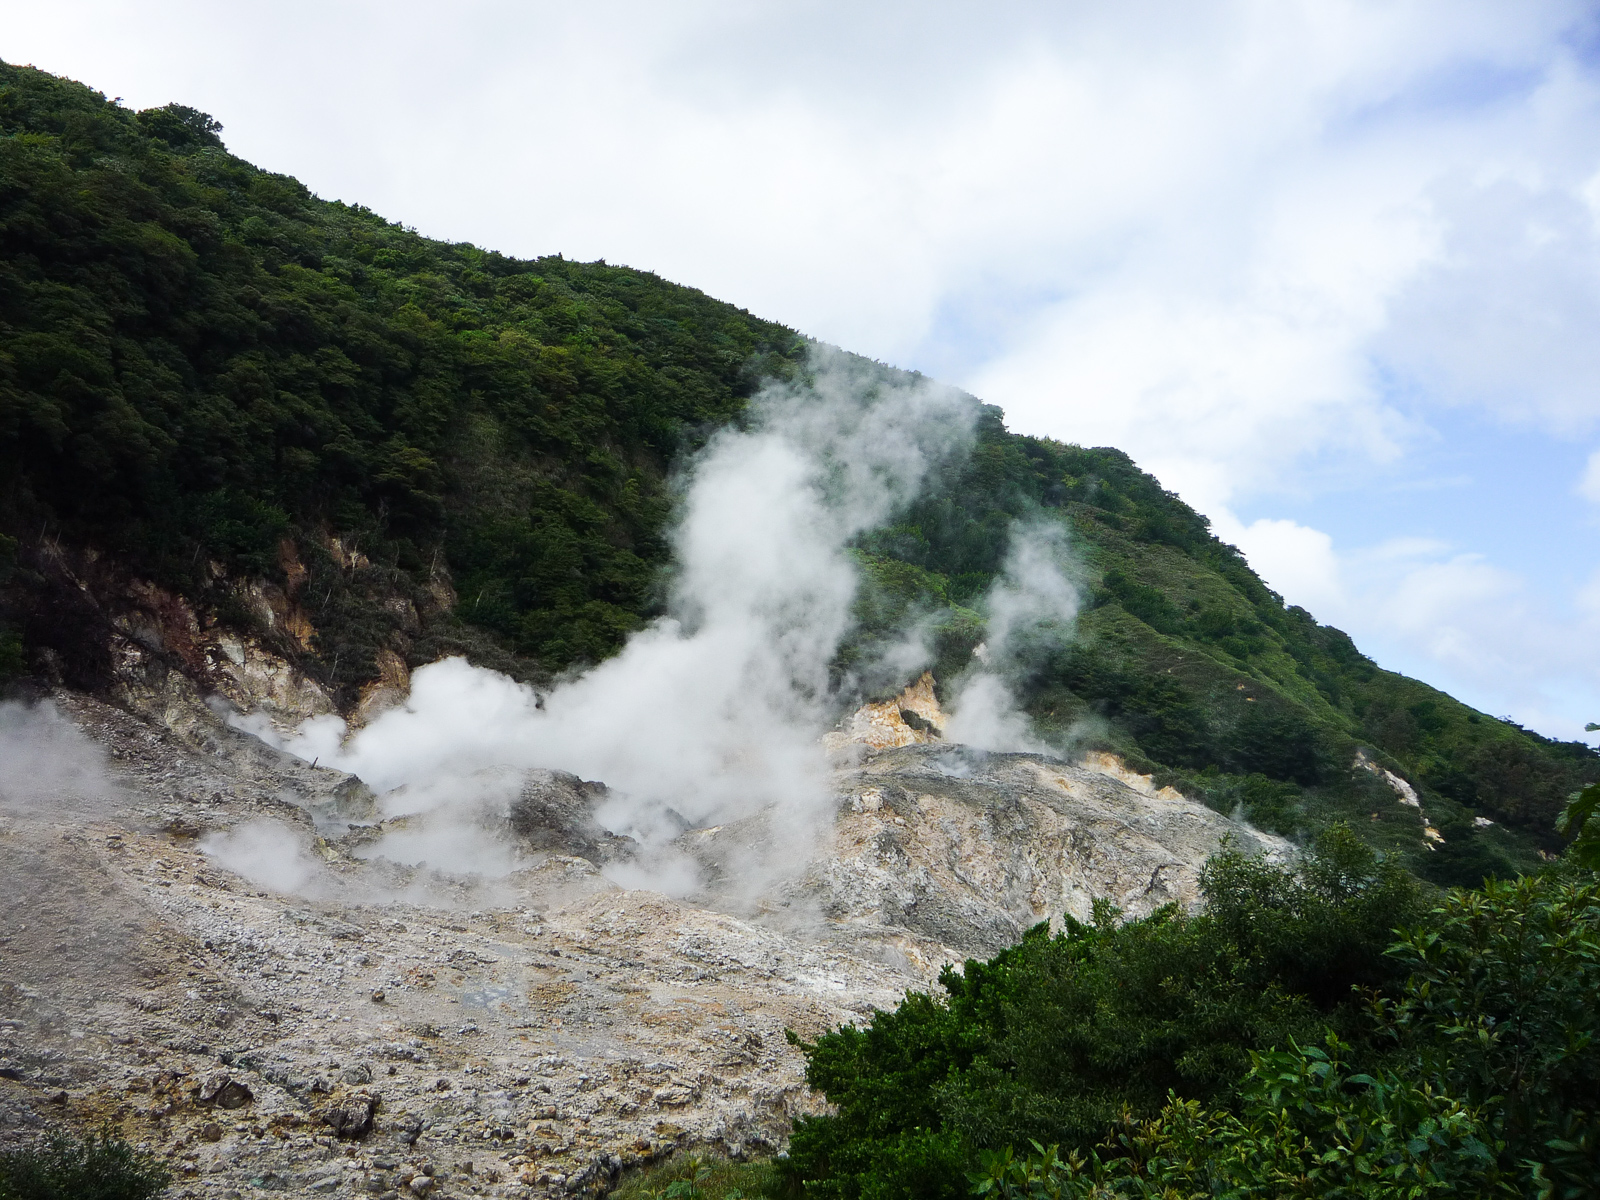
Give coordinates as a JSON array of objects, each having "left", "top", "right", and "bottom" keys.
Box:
[{"left": 0, "top": 676, "right": 1287, "bottom": 1198}]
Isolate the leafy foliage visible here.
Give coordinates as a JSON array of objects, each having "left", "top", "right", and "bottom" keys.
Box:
[
  {"left": 1384, "top": 871, "right": 1600, "bottom": 1193},
  {"left": 969, "top": 1038, "right": 1507, "bottom": 1199},
  {"left": 1557, "top": 782, "right": 1600, "bottom": 871},
  {"left": 0, "top": 1127, "right": 171, "bottom": 1200},
  {"left": 788, "top": 849, "right": 1600, "bottom": 1200},
  {"left": 782, "top": 829, "right": 1421, "bottom": 1200}
]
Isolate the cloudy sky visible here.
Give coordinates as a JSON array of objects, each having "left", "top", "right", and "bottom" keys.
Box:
[{"left": 10, "top": 1, "right": 1600, "bottom": 741}]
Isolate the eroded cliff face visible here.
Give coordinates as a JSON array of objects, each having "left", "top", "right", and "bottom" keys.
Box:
[{"left": 0, "top": 665, "right": 1286, "bottom": 1200}]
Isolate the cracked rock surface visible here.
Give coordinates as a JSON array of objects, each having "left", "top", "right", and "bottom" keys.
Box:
[{"left": 0, "top": 689, "right": 1284, "bottom": 1198}]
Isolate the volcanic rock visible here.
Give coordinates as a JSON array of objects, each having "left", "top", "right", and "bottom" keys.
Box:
[{"left": 0, "top": 681, "right": 1287, "bottom": 1198}]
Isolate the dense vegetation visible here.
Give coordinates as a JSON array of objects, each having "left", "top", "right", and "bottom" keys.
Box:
[
  {"left": 0, "top": 59, "right": 800, "bottom": 690},
  {"left": 782, "top": 829, "right": 1600, "bottom": 1199},
  {"left": 2, "top": 59, "right": 1596, "bottom": 872},
  {"left": 0, "top": 1127, "right": 170, "bottom": 1200}
]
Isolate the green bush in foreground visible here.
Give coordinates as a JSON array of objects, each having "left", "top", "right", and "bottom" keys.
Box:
[
  {"left": 970, "top": 1036, "right": 1506, "bottom": 1198},
  {"left": 611, "top": 1153, "right": 778, "bottom": 1200},
  {"left": 787, "top": 805, "right": 1600, "bottom": 1200},
  {"left": 1384, "top": 871, "right": 1600, "bottom": 1196},
  {"left": 968, "top": 865, "right": 1600, "bottom": 1198},
  {"left": 783, "top": 827, "right": 1420, "bottom": 1200},
  {"left": 0, "top": 1128, "right": 170, "bottom": 1200}
]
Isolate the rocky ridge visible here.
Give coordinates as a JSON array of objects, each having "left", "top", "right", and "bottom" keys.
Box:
[{"left": 0, "top": 671, "right": 1287, "bottom": 1199}]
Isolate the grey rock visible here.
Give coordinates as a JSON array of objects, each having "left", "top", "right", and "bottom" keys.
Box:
[
  {"left": 197, "top": 1072, "right": 253, "bottom": 1110},
  {"left": 508, "top": 770, "right": 635, "bottom": 866},
  {"left": 325, "top": 1091, "right": 379, "bottom": 1139}
]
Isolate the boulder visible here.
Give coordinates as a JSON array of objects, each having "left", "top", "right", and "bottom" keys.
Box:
[{"left": 324, "top": 1091, "right": 378, "bottom": 1139}]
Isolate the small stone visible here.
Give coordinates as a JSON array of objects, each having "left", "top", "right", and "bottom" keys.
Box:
[
  {"left": 371, "top": 989, "right": 385, "bottom": 1003},
  {"left": 200, "top": 1122, "right": 224, "bottom": 1142},
  {"left": 341, "top": 1063, "right": 373, "bottom": 1085},
  {"left": 198, "top": 1072, "right": 253, "bottom": 1110},
  {"left": 324, "top": 1092, "right": 379, "bottom": 1140}
]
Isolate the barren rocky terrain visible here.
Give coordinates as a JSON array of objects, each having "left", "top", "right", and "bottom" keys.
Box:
[{"left": 0, "top": 668, "right": 1286, "bottom": 1199}]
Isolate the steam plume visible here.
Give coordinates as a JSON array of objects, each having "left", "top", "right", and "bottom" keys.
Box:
[
  {"left": 945, "top": 521, "right": 1081, "bottom": 753},
  {"left": 0, "top": 700, "right": 119, "bottom": 815},
  {"left": 246, "top": 349, "right": 978, "bottom": 891}
]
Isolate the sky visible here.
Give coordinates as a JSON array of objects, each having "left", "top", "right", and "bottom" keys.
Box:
[{"left": 8, "top": 0, "right": 1600, "bottom": 742}]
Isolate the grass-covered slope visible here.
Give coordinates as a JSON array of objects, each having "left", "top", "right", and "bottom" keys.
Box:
[{"left": 1, "top": 61, "right": 1594, "bottom": 871}]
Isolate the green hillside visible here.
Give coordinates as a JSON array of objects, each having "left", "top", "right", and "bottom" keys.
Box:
[{"left": 1, "top": 60, "right": 1594, "bottom": 876}]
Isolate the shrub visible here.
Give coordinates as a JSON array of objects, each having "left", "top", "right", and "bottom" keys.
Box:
[
  {"left": 783, "top": 829, "right": 1420, "bottom": 1200},
  {"left": 611, "top": 1153, "right": 776, "bottom": 1200},
  {"left": 0, "top": 1128, "right": 170, "bottom": 1200},
  {"left": 969, "top": 1036, "right": 1507, "bottom": 1198}
]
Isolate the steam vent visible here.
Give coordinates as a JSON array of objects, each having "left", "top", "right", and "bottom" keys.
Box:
[{"left": 0, "top": 665, "right": 1284, "bottom": 1198}]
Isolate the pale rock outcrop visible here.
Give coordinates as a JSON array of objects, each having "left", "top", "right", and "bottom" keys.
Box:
[
  {"left": 821, "top": 672, "right": 946, "bottom": 751},
  {"left": 1, "top": 673, "right": 1289, "bottom": 1199}
]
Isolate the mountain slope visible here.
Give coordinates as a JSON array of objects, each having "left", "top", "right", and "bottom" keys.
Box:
[
  {"left": 0, "top": 60, "right": 801, "bottom": 684},
  {"left": 1, "top": 61, "right": 1594, "bottom": 877}
]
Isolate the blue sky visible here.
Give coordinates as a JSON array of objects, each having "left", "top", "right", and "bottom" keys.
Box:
[{"left": 9, "top": 0, "right": 1600, "bottom": 741}]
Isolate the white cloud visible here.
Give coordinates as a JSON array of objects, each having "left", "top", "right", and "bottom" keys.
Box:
[
  {"left": 1218, "top": 516, "right": 1600, "bottom": 740},
  {"left": 1215, "top": 513, "right": 1346, "bottom": 616},
  {"left": 1577, "top": 566, "right": 1600, "bottom": 620},
  {"left": 1579, "top": 450, "right": 1600, "bottom": 502}
]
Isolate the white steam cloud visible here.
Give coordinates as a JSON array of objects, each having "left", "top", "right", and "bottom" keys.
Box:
[
  {"left": 946, "top": 522, "right": 1081, "bottom": 754},
  {"left": 201, "top": 818, "right": 333, "bottom": 897},
  {"left": 235, "top": 349, "right": 978, "bottom": 892},
  {"left": 0, "top": 700, "right": 120, "bottom": 815}
]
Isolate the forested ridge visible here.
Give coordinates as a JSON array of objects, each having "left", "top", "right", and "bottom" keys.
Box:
[{"left": 1, "top": 59, "right": 1596, "bottom": 882}]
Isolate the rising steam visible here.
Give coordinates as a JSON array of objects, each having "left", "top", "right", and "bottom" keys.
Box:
[
  {"left": 0, "top": 700, "right": 119, "bottom": 815},
  {"left": 946, "top": 521, "right": 1081, "bottom": 753},
  {"left": 237, "top": 349, "right": 981, "bottom": 892}
]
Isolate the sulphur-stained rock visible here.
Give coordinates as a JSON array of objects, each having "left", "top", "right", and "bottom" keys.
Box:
[{"left": 822, "top": 671, "right": 947, "bottom": 752}]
